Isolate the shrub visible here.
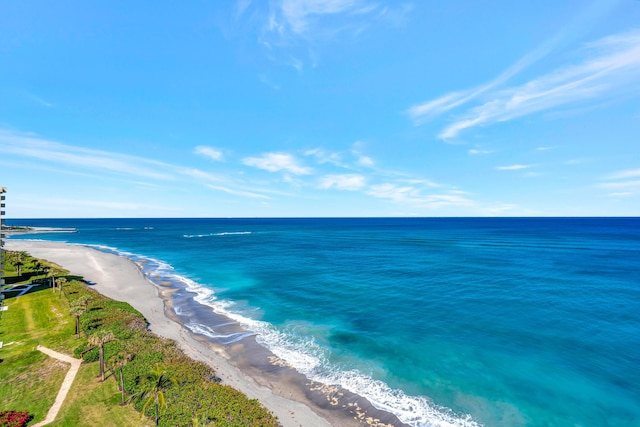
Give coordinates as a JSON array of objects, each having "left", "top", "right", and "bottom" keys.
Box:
[{"left": 0, "top": 410, "right": 32, "bottom": 427}]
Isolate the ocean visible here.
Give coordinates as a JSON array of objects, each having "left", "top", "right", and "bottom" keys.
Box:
[{"left": 7, "top": 217, "right": 640, "bottom": 426}]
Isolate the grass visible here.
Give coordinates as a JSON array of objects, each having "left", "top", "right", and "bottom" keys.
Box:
[
  {"left": 0, "top": 281, "right": 76, "bottom": 424},
  {"left": 0, "top": 253, "right": 165, "bottom": 426},
  {"left": 1, "top": 250, "right": 279, "bottom": 426},
  {"left": 48, "top": 364, "right": 152, "bottom": 427}
]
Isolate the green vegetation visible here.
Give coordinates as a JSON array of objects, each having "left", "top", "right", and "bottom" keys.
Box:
[
  {"left": 0, "top": 226, "right": 32, "bottom": 232},
  {"left": 130, "top": 364, "right": 177, "bottom": 425},
  {"left": 1, "top": 250, "right": 279, "bottom": 426}
]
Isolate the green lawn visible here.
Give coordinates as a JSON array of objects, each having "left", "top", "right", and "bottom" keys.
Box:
[
  {"left": 0, "top": 254, "right": 155, "bottom": 426},
  {"left": 49, "top": 364, "right": 152, "bottom": 427},
  {"left": 1, "top": 250, "right": 279, "bottom": 427}
]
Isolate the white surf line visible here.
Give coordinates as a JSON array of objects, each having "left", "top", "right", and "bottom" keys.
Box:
[{"left": 32, "top": 345, "right": 82, "bottom": 427}]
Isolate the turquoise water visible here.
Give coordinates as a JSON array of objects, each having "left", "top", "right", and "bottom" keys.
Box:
[{"left": 9, "top": 218, "right": 640, "bottom": 426}]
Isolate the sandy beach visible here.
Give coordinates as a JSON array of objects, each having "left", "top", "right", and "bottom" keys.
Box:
[{"left": 6, "top": 239, "right": 405, "bottom": 427}]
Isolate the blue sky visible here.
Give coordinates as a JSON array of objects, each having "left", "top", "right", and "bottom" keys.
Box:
[{"left": 1, "top": 0, "right": 639, "bottom": 218}]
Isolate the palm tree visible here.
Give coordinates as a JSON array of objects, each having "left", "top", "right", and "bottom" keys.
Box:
[
  {"left": 130, "top": 364, "right": 177, "bottom": 425},
  {"left": 55, "top": 277, "right": 67, "bottom": 296},
  {"left": 14, "top": 251, "right": 27, "bottom": 277},
  {"left": 70, "top": 302, "right": 87, "bottom": 336},
  {"left": 88, "top": 330, "right": 116, "bottom": 381},
  {"left": 109, "top": 351, "right": 132, "bottom": 405},
  {"left": 15, "top": 260, "right": 23, "bottom": 277},
  {"left": 77, "top": 295, "right": 92, "bottom": 307},
  {"left": 31, "top": 260, "right": 43, "bottom": 281}
]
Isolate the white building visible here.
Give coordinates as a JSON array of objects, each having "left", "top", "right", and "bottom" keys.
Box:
[{"left": 0, "top": 187, "right": 6, "bottom": 305}]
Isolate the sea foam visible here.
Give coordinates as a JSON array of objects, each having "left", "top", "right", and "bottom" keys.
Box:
[{"left": 183, "top": 231, "right": 252, "bottom": 238}]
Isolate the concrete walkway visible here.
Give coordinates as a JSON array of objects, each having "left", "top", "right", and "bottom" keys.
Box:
[{"left": 32, "top": 345, "right": 82, "bottom": 427}]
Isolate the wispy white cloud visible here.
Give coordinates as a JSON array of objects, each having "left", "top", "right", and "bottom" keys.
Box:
[
  {"left": 350, "top": 141, "right": 375, "bottom": 167},
  {"left": 179, "top": 168, "right": 225, "bottom": 183},
  {"left": 605, "top": 168, "right": 640, "bottom": 180},
  {"left": 468, "top": 148, "right": 493, "bottom": 155},
  {"left": 278, "top": 0, "right": 378, "bottom": 36},
  {"left": 598, "top": 180, "right": 640, "bottom": 189},
  {"left": 406, "top": 31, "right": 562, "bottom": 124},
  {"left": 606, "top": 191, "right": 633, "bottom": 197},
  {"left": 597, "top": 168, "right": 640, "bottom": 194},
  {"left": 206, "top": 185, "right": 271, "bottom": 199},
  {"left": 318, "top": 174, "right": 366, "bottom": 190},
  {"left": 367, "top": 183, "right": 474, "bottom": 208},
  {"left": 407, "top": 89, "right": 483, "bottom": 125},
  {"left": 356, "top": 155, "right": 374, "bottom": 167},
  {"left": 42, "top": 197, "right": 179, "bottom": 213},
  {"left": 236, "top": 0, "right": 253, "bottom": 17},
  {"left": 194, "top": 146, "right": 224, "bottom": 161},
  {"left": 305, "top": 148, "right": 345, "bottom": 167},
  {"left": 496, "top": 164, "right": 533, "bottom": 171},
  {"left": 26, "top": 93, "right": 54, "bottom": 108},
  {"left": 564, "top": 158, "right": 588, "bottom": 165},
  {"left": 0, "top": 130, "right": 176, "bottom": 181},
  {"left": 243, "top": 152, "right": 312, "bottom": 175},
  {"left": 398, "top": 178, "right": 441, "bottom": 188},
  {"left": 243, "top": 0, "right": 406, "bottom": 70},
  {"left": 305, "top": 145, "right": 375, "bottom": 170},
  {"left": 0, "top": 129, "right": 280, "bottom": 202},
  {"left": 409, "top": 29, "right": 640, "bottom": 139}
]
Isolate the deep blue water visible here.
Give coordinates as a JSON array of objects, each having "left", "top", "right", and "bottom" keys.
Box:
[{"left": 8, "top": 217, "right": 640, "bottom": 426}]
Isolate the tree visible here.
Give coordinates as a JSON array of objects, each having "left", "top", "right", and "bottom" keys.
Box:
[
  {"left": 15, "top": 260, "right": 23, "bottom": 277},
  {"left": 70, "top": 303, "right": 87, "bottom": 336},
  {"left": 55, "top": 277, "right": 67, "bottom": 296},
  {"left": 109, "top": 351, "right": 132, "bottom": 405},
  {"left": 30, "top": 260, "right": 43, "bottom": 281},
  {"left": 130, "top": 364, "right": 177, "bottom": 425},
  {"left": 13, "top": 251, "right": 27, "bottom": 277},
  {"left": 75, "top": 295, "right": 92, "bottom": 306},
  {"left": 88, "top": 330, "right": 116, "bottom": 381}
]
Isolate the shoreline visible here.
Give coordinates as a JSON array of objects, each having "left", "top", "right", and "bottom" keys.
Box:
[{"left": 5, "top": 239, "right": 408, "bottom": 427}]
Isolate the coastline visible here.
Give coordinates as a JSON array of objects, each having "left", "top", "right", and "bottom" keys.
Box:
[{"left": 5, "top": 239, "right": 408, "bottom": 427}]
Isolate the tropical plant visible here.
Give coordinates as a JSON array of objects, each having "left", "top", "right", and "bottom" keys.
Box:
[
  {"left": 109, "top": 351, "right": 133, "bottom": 405},
  {"left": 76, "top": 294, "right": 92, "bottom": 307},
  {"left": 30, "top": 260, "right": 43, "bottom": 280},
  {"left": 15, "top": 260, "right": 24, "bottom": 277},
  {"left": 70, "top": 302, "right": 87, "bottom": 336},
  {"left": 130, "top": 364, "right": 177, "bottom": 425},
  {"left": 55, "top": 276, "right": 67, "bottom": 296},
  {"left": 11, "top": 251, "right": 27, "bottom": 277},
  {"left": 88, "top": 330, "right": 116, "bottom": 381}
]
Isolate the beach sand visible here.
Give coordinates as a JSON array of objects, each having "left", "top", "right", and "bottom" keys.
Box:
[{"left": 6, "top": 240, "right": 406, "bottom": 427}]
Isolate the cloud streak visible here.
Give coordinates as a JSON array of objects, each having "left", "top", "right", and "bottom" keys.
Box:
[
  {"left": 367, "top": 183, "right": 474, "bottom": 208},
  {"left": 243, "top": 152, "right": 312, "bottom": 175},
  {"left": 598, "top": 167, "right": 640, "bottom": 195},
  {"left": 279, "top": 0, "right": 371, "bottom": 35},
  {"left": 318, "top": 174, "right": 366, "bottom": 190},
  {"left": 242, "top": 0, "right": 403, "bottom": 70},
  {"left": 605, "top": 168, "right": 640, "bottom": 180},
  {"left": 408, "top": 29, "right": 640, "bottom": 138},
  {"left": 207, "top": 185, "right": 271, "bottom": 199},
  {"left": 0, "top": 130, "right": 273, "bottom": 201},
  {"left": 0, "top": 131, "right": 176, "bottom": 181},
  {"left": 496, "top": 164, "right": 533, "bottom": 171},
  {"left": 195, "top": 146, "right": 224, "bottom": 161}
]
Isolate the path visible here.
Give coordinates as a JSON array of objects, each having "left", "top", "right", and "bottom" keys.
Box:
[{"left": 32, "top": 345, "right": 82, "bottom": 427}]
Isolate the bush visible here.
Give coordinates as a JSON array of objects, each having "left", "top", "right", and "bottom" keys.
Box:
[{"left": 0, "top": 410, "right": 32, "bottom": 427}]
